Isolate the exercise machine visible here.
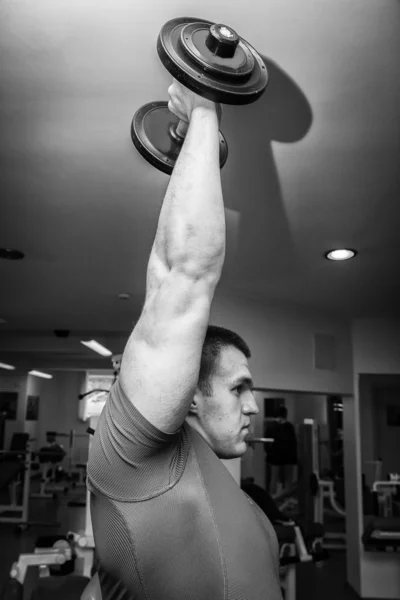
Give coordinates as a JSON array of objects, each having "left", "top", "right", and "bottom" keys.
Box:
[
  {"left": 0, "top": 434, "right": 32, "bottom": 525},
  {"left": 362, "top": 517, "right": 400, "bottom": 553},
  {"left": 0, "top": 538, "right": 90, "bottom": 600},
  {"left": 297, "top": 420, "right": 348, "bottom": 550},
  {"left": 276, "top": 521, "right": 324, "bottom": 600},
  {"left": 40, "top": 429, "right": 89, "bottom": 487},
  {"left": 311, "top": 473, "right": 346, "bottom": 550},
  {"left": 371, "top": 475, "right": 400, "bottom": 518},
  {"left": 0, "top": 433, "right": 61, "bottom": 531},
  {"left": 0, "top": 433, "right": 57, "bottom": 530},
  {"left": 30, "top": 429, "right": 90, "bottom": 505},
  {"left": 364, "top": 459, "right": 383, "bottom": 487},
  {"left": 65, "top": 429, "right": 90, "bottom": 487},
  {"left": 241, "top": 478, "right": 328, "bottom": 600},
  {"left": 67, "top": 530, "right": 96, "bottom": 578},
  {"left": 30, "top": 432, "right": 68, "bottom": 500}
]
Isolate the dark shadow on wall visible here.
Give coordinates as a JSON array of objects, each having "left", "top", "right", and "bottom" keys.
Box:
[{"left": 220, "top": 56, "right": 313, "bottom": 290}]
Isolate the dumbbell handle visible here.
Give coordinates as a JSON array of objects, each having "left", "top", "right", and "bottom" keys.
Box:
[
  {"left": 169, "top": 111, "right": 222, "bottom": 144},
  {"left": 169, "top": 118, "right": 189, "bottom": 144},
  {"left": 176, "top": 119, "right": 189, "bottom": 138}
]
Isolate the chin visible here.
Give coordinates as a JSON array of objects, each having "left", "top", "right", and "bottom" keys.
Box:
[{"left": 218, "top": 444, "right": 247, "bottom": 460}]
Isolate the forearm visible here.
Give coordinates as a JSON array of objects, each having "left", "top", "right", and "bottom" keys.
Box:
[{"left": 153, "top": 107, "right": 226, "bottom": 276}]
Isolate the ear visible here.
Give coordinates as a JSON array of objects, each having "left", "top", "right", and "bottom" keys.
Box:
[{"left": 187, "top": 388, "right": 202, "bottom": 416}]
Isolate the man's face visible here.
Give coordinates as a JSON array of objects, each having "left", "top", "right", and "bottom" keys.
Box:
[{"left": 191, "top": 346, "right": 259, "bottom": 459}]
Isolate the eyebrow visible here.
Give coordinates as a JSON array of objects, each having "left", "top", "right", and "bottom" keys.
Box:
[{"left": 232, "top": 376, "right": 254, "bottom": 389}]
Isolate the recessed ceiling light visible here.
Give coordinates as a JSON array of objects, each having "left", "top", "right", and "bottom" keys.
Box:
[
  {"left": 0, "top": 362, "right": 16, "bottom": 370},
  {"left": 0, "top": 248, "right": 25, "bottom": 260},
  {"left": 28, "top": 370, "right": 53, "bottom": 379},
  {"left": 325, "top": 249, "right": 357, "bottom": 261},
  {"left": 118, "top": 293, "right": 131, "bottom": 300},
  {"left": 81, "top": 340, "right": 112, "bottom": 357},
  {"left": 0, "top": 318, "right": 7, "bottom": 324}
]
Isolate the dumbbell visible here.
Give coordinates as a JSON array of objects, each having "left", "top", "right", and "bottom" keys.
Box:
[{"left": 131, "top": 17, "right": 268, "bottom": 174}]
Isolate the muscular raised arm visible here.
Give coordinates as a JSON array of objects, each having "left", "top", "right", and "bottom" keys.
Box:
[{"left": 119, "top": 82, "right": 226, "bottom": 433}]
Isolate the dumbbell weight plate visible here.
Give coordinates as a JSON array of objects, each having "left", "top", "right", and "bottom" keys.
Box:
[
  {"left": 131, "top": 101, "right": 228, "bottom": 175},
  {"left": 179, "top": 22, "right": 255, "bottom": 80},
  {"left": 157, "top": 17, "right": 268, "bottom": 104}
]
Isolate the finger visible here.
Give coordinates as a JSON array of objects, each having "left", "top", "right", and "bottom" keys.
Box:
[{"left": 167, "top": 100, "right": 182, "bottom": 120}]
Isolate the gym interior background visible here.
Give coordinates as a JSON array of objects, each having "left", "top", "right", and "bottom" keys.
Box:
[{"left": 0, "top": 0, "right": 399, "bottom": 599}]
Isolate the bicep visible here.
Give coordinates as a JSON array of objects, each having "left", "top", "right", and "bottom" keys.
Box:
[{"left": 120, "top": 266, "right": 217, "bottom": 434}]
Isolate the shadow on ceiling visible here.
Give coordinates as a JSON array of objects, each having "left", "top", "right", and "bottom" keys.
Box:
[{"left": 220, "top": 55, "right": 313, "bottom": 292}]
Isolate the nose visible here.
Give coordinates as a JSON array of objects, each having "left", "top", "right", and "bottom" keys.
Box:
[{"left": 243, "top": 392, "right": 259, "bottom": 416}]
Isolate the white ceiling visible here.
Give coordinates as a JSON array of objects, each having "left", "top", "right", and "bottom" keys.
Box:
[{"left": 1, "top": 0, "right": 400, "bottom": 368}]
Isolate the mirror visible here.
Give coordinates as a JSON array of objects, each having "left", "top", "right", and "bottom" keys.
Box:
[
  {"left": 241, "top": 389, "right": 348, "bottom": 549},
  {"left": 359, "top": 375, "right": 400, "bottom": 520}
]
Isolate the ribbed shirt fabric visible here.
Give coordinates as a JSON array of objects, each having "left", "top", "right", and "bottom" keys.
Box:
[{"left": 87, "top": 379, "right": 282, "bottom": 600}]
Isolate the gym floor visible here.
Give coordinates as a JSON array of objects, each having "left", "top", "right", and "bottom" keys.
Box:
[{"left": 0, "top": 496, "right": 366, "bottom": 600}]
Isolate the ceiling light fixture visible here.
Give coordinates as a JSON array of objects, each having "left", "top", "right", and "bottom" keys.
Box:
[
  {"left": 29, "top": 370, "right": 53, "bottom": 379},
  {"left": 325, "top": 248, "right": 357, "bottom": 261},
  {"left": 0, "top": 362, "right": 16, "bottom": 370},
  {"left": 0, "top": 248, "right": 25, "bottom": 260},
  {"left": 81, "top": 340, "right": 112, "bottom": 357},
  {"left": 0, "top": 318, "right": 7, "bottom": 324}
]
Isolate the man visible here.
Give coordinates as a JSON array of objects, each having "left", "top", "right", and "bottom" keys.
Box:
[
  {"left": 87, "top": 80, "right": 282, "bottom": 600},
  {"left": 267, "top": 406, "right": 298, "bottom": 496}
]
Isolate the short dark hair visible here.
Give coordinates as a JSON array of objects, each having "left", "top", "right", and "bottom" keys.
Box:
[
  {"left": 198, "top": 325, "right": 251, "bottom": 397},
  {"left": 277, "top": 405, "right": 287, "bottom": 419}
]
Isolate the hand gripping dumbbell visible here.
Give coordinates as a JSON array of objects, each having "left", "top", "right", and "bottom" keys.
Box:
[{"left": 131, "top": 17, "right": 268, "bottom": 174}]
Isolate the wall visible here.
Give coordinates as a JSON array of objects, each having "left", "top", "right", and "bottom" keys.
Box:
[
  {"left": 211, "top": 292, "right": 354, "bottom": 394},
  {"left": 347, "top": 319, "right": 400, "bottom": 599}
]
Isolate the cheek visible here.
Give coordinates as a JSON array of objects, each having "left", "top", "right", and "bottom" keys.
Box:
[
  {"left": 219, "top": 406, "right": 242, "bottom": 430},
  {"left": 206, "top": 392, "right": 240, "bottom": 426}
]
